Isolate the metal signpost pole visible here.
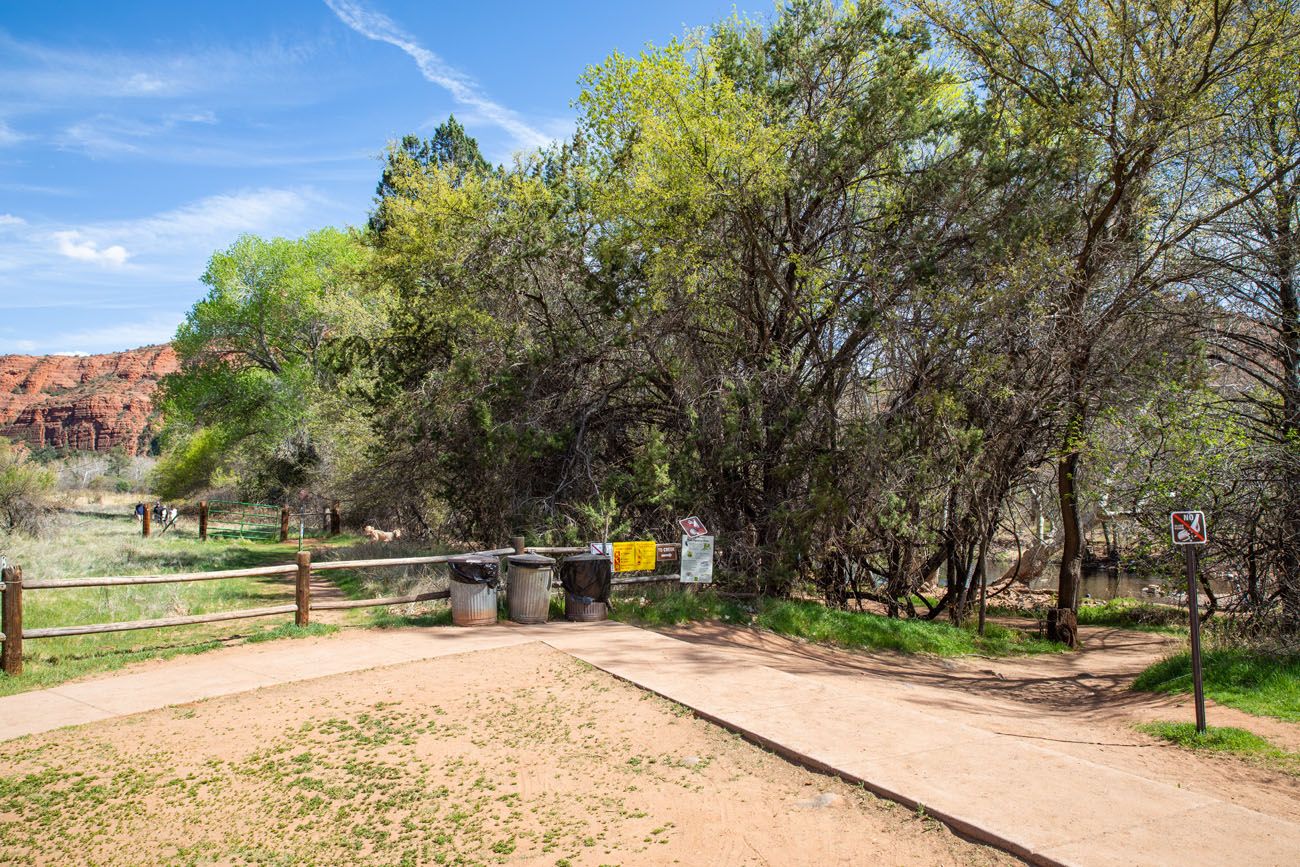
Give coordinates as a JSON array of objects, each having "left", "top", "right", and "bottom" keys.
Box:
[
  {"left": 1171, "top": 510, "right": 1208, "bottom": 735},
  {"left": 1184, "top": 545, "right": 1207, "bottom": 734}
]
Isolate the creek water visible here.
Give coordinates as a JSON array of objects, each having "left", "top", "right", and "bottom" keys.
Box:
[{"left": 936, "top": 560, "right": 1233, "bottom": 603}]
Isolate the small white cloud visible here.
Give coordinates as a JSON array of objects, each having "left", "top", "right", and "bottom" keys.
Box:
[
  {"left": 43, "top": 315, "right": 182, "bottom": 354},
  {"left": 51, "top": 351, "right": 90, "bottom": 357},
  {"left": 52, "top": 231, "right": 131, "bottom": 267},
  {"left": 119, "top": 72, "right": 169, "bottom": 95},
  {"left": 58, "top": 118, "right": 145, "bottom": 157},
  {"left": 0, "top": 120, "right": 23, "bottom": 147},
  {"left": 172, "top": 110, "right": 218, "bottom": 124},
  {"left": 0, "top": 338, "right": 38, "bottom": 353},
  {"left": 0, "top": 214, "right": 25, "bottom": 228}
]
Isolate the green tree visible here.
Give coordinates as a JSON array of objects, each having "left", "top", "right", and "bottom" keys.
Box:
[
  {"left": 156, "top": 228, "right": 377, "bottom": 500},
  {"left": 370, "top": 115, "right": 493, "bottom": 237},
  {"left": 918, "top": 0, "right": 1300, "bottom": 643}
]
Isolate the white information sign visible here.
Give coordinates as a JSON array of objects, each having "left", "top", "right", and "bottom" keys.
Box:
[
  {"left": 679, "top": 534, "right": 715, "bottom": 584},
  {"left": 589, "top": 542, "right": 612, "bottom": 557}
]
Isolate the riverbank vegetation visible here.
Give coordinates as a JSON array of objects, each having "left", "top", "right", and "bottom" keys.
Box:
[
  {"left": 129, "top": 0, "right": 1300, "bottom": 652},
  {"left": 1134, "top": 650, "right": 1300, "bottom": 722},
  {"left": 612, "top": 590, "right": 1062, "bottom": 657}
]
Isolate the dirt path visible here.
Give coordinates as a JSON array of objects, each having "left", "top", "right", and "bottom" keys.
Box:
[
  {"left": 0, "top": 645, "right": 1014, "bottom": 867},
  {"left": 657, "top": 620, "right": 1300, "bottom": 823}
]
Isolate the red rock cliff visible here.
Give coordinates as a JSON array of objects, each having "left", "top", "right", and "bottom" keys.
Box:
[{"left": 0, "top": 345, "right": 179, "bottom": 455}]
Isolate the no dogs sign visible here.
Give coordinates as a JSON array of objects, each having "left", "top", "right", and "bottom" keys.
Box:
[{"left": 1170, "top": 511, "right": 1208, "bottom": 546}]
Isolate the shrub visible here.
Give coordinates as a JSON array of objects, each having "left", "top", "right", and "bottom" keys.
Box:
[{"left": 0, "top": 439, "right": 58, "bottom": 536}]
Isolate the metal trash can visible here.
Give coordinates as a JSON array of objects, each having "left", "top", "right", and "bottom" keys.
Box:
[
  {"left": 448, "top": 555, "right": 500, "bottom": 627},
  {"left": 507, "top": 553, "right": 555, "bottom": 624},
  {"left": 559, "top": 553, "right": 612, "bottom": 622}
]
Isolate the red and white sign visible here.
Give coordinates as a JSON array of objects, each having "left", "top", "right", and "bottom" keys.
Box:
[
  {"left": 678, "top": 516, "right": 708, "bottom": 538},
  {"left": 1170, "top": 511, "right": 1207, "bottom": 545}
]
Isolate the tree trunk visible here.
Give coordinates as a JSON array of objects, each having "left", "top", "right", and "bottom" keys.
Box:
[{"left": 1050, "top": 447, "right": 1083, "bottom": 646}]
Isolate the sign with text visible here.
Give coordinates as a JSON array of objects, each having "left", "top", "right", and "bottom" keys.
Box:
[
  {"left": 655, "top": 544, "right": 678, "bottom": 563},
  {"left": 1170, "top": 511, "right": 1208, "bottom": 546},
  {"left": 612, "top": 540, "right": 657, "bottom": 573},
  {"left": 678, "top": 516, "right": 708, "bottom": 538},
  {"left": 680, "top": 534, "right": 715, "bottom": 583}
]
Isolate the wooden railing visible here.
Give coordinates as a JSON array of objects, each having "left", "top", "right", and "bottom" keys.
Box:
[{"left": 0, "top": 539, "right": 685, "bottom": 676}]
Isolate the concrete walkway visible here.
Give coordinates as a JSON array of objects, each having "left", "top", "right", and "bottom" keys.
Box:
[{"left": 2, "top": 621, "right": 1298, "bottom": 866}]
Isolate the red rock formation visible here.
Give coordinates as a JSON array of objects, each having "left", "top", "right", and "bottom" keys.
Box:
[{"left": 0, "top": 345, "right": 179, "bottom": 455}]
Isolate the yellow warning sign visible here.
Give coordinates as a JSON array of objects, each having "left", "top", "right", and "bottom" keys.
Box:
[{"left": 612, "top": 540, "right": 657, "bottom": 572}]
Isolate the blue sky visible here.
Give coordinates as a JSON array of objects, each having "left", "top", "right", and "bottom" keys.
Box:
[{"left": 0, "top": 0, "right": 751, "bottom": 355}]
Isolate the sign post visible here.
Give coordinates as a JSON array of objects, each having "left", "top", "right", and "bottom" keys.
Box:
[{"left": 1170, "top": 510, "right": 1208, "bottom": 734}]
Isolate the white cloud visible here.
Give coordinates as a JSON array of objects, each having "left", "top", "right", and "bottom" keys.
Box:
[
  {"left": 120, "top": 72, "right": 168, "bottom": 95},
  {"left": 324, "top": 0, "right": 552, "bottom": 153},
  {"left": 0, "top": 214, "right": 25, "bottom": 228},
  {"left": 58, "top": 119, "right": 144, "bottom": 157},
  {"left": 25, "top": 314, "right": 183, "bottom": 355},
  {"left": 117, "top": 188, "right": 321, "bottom": 248},
  {"left": 0, "top": 120, "right": 23, "bottom": 146},
  {"left": 0, "top": 31, "right": 318, "bottom": 105},
  {"left": 0, "top": 187, "right": 329, "bottom": 308},
  {"left": 53, "top": 231, "right": 130, "bottom": 267}
]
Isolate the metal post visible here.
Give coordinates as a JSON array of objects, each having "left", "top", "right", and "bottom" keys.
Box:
[
  {"left": 2, "top": 565, "right": 23, "bottom": 677},
  {"left": 1184, "top": 546, "right": 1207, "bottom": 733}
]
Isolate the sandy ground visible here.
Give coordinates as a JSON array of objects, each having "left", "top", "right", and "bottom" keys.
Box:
[
  {"left": 0, "top": 645, "right": 1017, "bottom": 867},
  {"left": 659, "top": 621, "right": 1300, "bottom": 822}
]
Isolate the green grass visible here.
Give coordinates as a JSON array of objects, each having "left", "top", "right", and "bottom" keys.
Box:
[
  {"left": 1075, "top": 598, "right": 1188, "bottom": 634},
  {"left": 611, "top": 590, "right": 1065, "bottom": 657},
  {"left": 313, "top": 538, "right": 460, "bottom": 629},
  {"left": 1132, "top": 649, "right": 1300, "bottom": 721},
  {"left": 0, "top": 499, "right": 354, "bottom": 696},
  {"left": 1136, "top": 721, "right": 1300, "bottom": 776}
]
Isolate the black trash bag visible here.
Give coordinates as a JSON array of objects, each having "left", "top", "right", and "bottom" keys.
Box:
[
  {"left": 448, "top": 555, "right": 500, "bottom": 589},
  {"left": 559, "top": 553, "right": 612, "bottom": 604}
]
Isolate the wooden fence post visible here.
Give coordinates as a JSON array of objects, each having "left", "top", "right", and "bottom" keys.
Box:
[
  {"left": 198, "top": 501, "right": 208, "bottom": 541},
  {"left": 142, "top": 507, "right": 151, "bottom": 538},
  {"left": 295, "top": 551, "right": 311, "bottom": 628},
  {"left": 511, "top": 535, "right": 526, "bottom": 554},
  {"left": 2, "top": 565, "right": 22, "bottom": 677},
  {"left": 280, "top": 507, "right": 290, "bottom": 543},
  {"left": 329, "top": 501, "right": 341, "bottom": 536}
]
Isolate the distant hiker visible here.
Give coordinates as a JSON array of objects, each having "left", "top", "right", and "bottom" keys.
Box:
[
  {"left": 134, "top": 503, "right": 145, "bottom": 522},
  {"left": 168, "top": 506, "right": 179, "bottom": 527},
  {"left": 152, "top": 502, "right": 163, "bottom": 523}
]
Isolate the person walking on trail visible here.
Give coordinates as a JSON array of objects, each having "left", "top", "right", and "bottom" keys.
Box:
[{"left": 134, "top": 503, "right": 145, "bottom": 522}]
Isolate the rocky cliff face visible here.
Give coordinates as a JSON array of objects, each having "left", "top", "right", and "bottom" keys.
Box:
[{"left": 0, "top": 345, "right": 179, "bottom": 455}]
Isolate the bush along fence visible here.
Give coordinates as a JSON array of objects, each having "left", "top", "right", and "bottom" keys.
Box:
[{"left": 0, "top": 537, "right": 694, "bottom": 677}]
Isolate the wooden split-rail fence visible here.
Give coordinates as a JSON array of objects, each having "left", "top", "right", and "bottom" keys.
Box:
[{"left": 0, "top": 538, "right": 683, "bottom": 677}]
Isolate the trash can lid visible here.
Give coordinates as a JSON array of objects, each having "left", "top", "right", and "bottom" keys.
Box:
[
  {"left": 508, "top": 553, "right": 555, "bottom": 567},
  {"left": 561, "top": 553, "right": 611, "bottom": 564},
  {"left": 449, "top": 554, "right": 497, "bottom": 565}
]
